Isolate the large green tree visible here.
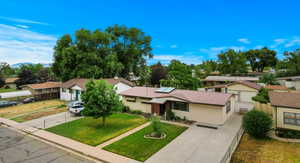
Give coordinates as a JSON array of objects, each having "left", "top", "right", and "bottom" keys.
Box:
[
  {"left": 160, "top": 60, "right": 201, "bottom": 90},
  {"left": 217, "top": 49, "right": 248, "bottom": 74},
  {"left": 0, "top": 62, "right": 15, "bottom": 77},
  {"left": 52, "top": 25, "right": 152, "bottom": 81},
  {"left": 244, "top": 47, "right": 277, "bottom": 72},
  {"left": 283, "top": 49, "right": 300, "bottom": 75},
  {"left": 81, "top": 80, "right": 122, "bottom": 126}
]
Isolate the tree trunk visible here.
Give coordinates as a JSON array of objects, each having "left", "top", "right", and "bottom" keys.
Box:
[{"left": 102, "top": 116, "right": 106, "bottom": 127}]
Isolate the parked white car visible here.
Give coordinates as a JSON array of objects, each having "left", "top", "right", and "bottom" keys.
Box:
[{"left": 68, "top": 101, "right": 84, "bottom": 115}]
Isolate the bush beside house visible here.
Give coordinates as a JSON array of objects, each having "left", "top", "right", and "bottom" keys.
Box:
[{"left": 243, "top": 110, "right": 272, "bottom": 138}]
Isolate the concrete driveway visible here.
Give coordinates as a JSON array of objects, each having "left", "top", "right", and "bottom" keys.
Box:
[
  {"left": 0, "top": 90, "right": 31, "bottom": 98},
  {"left": 0, "top": 126, "right": 95, "bottom": 163},
  {"left": 145, "top": 114, "right": 243, "bottom": 163}
]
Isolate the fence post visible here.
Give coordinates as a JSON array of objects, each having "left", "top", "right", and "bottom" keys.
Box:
[
  {"left": 43, "top": 119, "right": 46, "bottom": 129},
  {"left": 65, "top": 112, "right": 67, "bottom": 122}
]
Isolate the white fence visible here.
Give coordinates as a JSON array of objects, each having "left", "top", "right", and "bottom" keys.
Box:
[{"left": 220, "top": 126, "right": 244, "bottom": 163}]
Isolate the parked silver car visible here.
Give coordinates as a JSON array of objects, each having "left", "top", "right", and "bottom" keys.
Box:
[{"left": 68, "top": 101, "right": 84, "bottom": 115}]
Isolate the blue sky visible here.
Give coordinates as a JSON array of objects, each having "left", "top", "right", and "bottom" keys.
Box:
[{"left": 0, "top": 0, "right": 300, "bottom": 65}]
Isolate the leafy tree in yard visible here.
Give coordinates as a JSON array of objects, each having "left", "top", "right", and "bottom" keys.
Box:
[
  {"left": 217, "top": 49, "right": 248, "bottom": 74},
  {"left": 0, "top": 76, "right": 5, "bottom": 88},
  {"left": 37, "top": 68, "right": 56, "bottom": 82},
  {"left": 16, "top": 69, "right": 38, "bottom": 87},
  {"left": 0, "top": 62, "right": 15, "bottom": 77},
  {"left": 160, "top": 60, "right": 202, "bottom": 90},
  {"left": 252, "top": 88, "right": 270, "bottom": 104},
  {"left": 52, "top": 25, "right": 152, "bottom": 81},
  {"left": 244, "top": 47, "right": 277, "bottom": 72},
  {"left": 198, "top": 60, "right": 218, "bottom": 76},
  {"left": 243, "top": 110, "right": 272, "bottom": 138},
  {"left": 81, "top": 80, "right": 123, "bottom": 126},
  {"left": 150, "top": 62, "right": 167, "bottom": 86},
  {"left": 283, "top": 49, "right": 300, "bottom": 75},
  {"left": 259, "top": 73, "right": 279, "bottom": 85}
]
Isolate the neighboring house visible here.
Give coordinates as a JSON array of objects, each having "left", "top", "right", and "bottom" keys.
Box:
[
  {"left": 120, "top": 87, "right": 235, "bottom": 126},
  {"left": 269, "top": 92, "right": 300, "bottom": 131},
  {"left": 23, "top": 82, "right": 61, "bottom": 101},
  {"left": 277, "top": 76, "right": 300, "bottom": 90},
  {"left": 265, "top": 85, "right": 289, "bottom": 92},
  {"left": 202, "top": 76, "right": 259, "bottom": 86},
  {"left": 4, "top": 78, "right": 19, "bottom": 89},
  {"left": 60, "top": 77, "right": 134, "bottom": 101}
]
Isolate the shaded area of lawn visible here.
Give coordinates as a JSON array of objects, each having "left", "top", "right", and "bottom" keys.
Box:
[
  {"left": 103, "top": 123, "right": 187, "bottom": 162},
  {"left": 46, "top": 113, "right": 148, "bottom": 146},
  {"left": 0, "top": 100, "right": 66, "bottom": 119},
  {"left": 231, "top": 133, "right": 300, "bottom": 163}
]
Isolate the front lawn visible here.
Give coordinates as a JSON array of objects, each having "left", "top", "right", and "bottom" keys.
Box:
[
  {"left": 231, "top": 133, "right": 300, "bottom": 163},
  {"left": 0, "top": 100, "right": 66, "bottom": 119},
  {"left": 0, "top": 88, "right": 17, "bottom": 93},
  {"left": 103, "top": 123, "right": 187, "bottom": 162},
  {"left": 46, "top": 113, "right": 148, "bottom": 146}
]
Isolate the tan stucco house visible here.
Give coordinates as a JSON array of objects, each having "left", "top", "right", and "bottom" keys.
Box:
[
  {"left": 120, "top": 87, "right": 235, "bottom": 126},
  {"left": 269, "top": 92, "right": 300, "bottom": 131},
  {"left": 60, "top": 77, "right": 134, "bottom": 101},
  {"left": 277, "top": 76, "right": 300, "bottom": 90},
  {"left": 4, "top": 78, "right": 19, "bottom": 89},
  {"left": 23, "top": 82, "right": 61, "bottom": 101},
  {"left": 202, "top": 76, "right": 259, "bottom": 87}
]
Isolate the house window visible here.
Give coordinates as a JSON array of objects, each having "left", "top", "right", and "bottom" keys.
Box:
[
  {"left": 171, "top": 102, "right": 189, "bottom": 112},
  {"left": 226, "top": 101, "right": 231, "bottom": 113},
  {"left": 126, "top": 96, "right": 136, "bottom": 102},
  {"left": 69, "top": 89, "right": 73, "bottom": 94},
  {"left": 283, "top": 112, "right": 300, "bottom": 126}
]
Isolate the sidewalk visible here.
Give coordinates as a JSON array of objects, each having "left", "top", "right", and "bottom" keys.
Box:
[
  {"left": 0, "top": 117, "right": 141, "bottom": 163},
  {"left": 97, "top": 122, "right": 151, "bottom": 148}
]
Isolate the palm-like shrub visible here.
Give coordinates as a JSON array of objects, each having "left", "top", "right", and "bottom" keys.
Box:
[
  {"left": 151, "top": 116, "right": 163, "bottom": 137},
  {"left": 243, "top": 110, "right": 272, "bottom": 138}
]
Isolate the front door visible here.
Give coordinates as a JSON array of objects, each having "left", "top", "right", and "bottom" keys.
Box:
[
  {"left": 159, "top": 104, "right": 165, "bottom": 115},
  {"left": 75, "top": 90, "right": 80, "bottom": 101}
]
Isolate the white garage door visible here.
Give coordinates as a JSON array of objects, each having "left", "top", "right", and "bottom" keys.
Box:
[{"left": 240, "top": 91, "right": 257, "bottom": 103}]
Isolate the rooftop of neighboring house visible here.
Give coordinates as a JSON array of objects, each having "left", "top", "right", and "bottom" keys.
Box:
[
  {"left": 203, "top": 76, "right": 259, "bottom": 82},
  {"left": 61, "top": 77, "right": 134, "bottom": 90},
  {"left": 25, "top": 82, "right": 61, "bottom": 90},
  {"left": 205, "top": 80, "right": 262, "bottom": 90},
  {"left": 5, "top": 77, "right": 19, "bottom": 84},
  {"left": 269, "top": 91, "right": 300, "bottom": 109},
  {"left": 277, "top": 76, "right": 300, "bottom": 81},
  {"left": 265, "top": 85, "right": 289, "bottom": 90},
  {"left": 120, "top": 87, "right": 232, "bottom": 106}
]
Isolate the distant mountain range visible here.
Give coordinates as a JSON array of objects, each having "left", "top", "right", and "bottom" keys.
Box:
[{"left": 11, "top": 62, "right": 52, "bottom": 68}]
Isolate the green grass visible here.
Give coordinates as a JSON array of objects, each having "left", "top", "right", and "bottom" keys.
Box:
[
  {"left": 0, "top": 88, "right": 18, "bottom": 93},
  {"left": 46, "top": 113, "right": 147, "bottom": 146},
  {"left": 103, "top": 123, "right": 187, "bottom": 162}
]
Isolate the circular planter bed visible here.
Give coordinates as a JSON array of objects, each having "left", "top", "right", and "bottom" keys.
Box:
[{"left": 144, "top": 132, "right": 166, "bottom": 139}]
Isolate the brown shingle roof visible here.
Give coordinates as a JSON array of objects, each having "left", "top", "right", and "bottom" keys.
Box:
[
  {"left": 265, "top": 85, "right": 289, "bottom": 90},
  {"left": 203, "top": 76, "right": 259, "bottom": 82},
  {"left": 26, "top": 82, "right": 61, "bottom": 90},
  {"left": 269, "top": 92, "right": 300, "bottom": 109},
  {"left": 120, "top": 87, "right": 232, "bottom": 106},
  {"left": 61, "top": 78, "right": 134, "bottom": 90},
  {"left": 5, "top": 78, "right": 19, "bottom": 83},
  {"left": 229, "top": 81, "right": 262, "bottom": 90}
]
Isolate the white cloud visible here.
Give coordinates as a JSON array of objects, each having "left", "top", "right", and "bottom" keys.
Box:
[
  {"left": 270, "top": 38, "right": 286, "bottom": 48},
  {"left": 152, "top": 54, "right": 203, "bottom": 65},
  {"left": 254, "top": 45, "right": 264, "bottom": 49},
  {"left": 0, "top": 16, "right": 50, "bottom": 26},
  {"left": 237, "top": 38, "right": 251, "bottom": 44},
  {"left": 199, "top": 46, "right": 245, "bottom": 59},
  {"left": 16, "top": 24, "right": 30, "bottom": 29},
  {"left": 0, "top": 24, "right": 57, "bottom": 64},
  {"left": 170, "top": 44, "right": 177, "bottom": 48},
  {"left": 285, "top": 37, "right": 300, "bottom": 47}
]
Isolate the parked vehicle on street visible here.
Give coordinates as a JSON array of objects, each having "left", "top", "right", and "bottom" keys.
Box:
[
  {"left": 0, "top": 101, "right": 18, "bottom": 108},
  {"left": 68, "top": 101, "right": 84, "bottom": 115},
  {"left": 22, "top": 97, "right": 35, "bottom": 104}
]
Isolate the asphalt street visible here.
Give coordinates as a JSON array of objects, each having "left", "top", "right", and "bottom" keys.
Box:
[{"left": 0, "top": 126, "right": 95, "bottom": 163}]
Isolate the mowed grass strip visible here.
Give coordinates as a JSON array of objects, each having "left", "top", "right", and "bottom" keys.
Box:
[
  {"left": 0, "top": 100, "right": 66, "bottom": 118},
  {"left": 103, "top": 123, "right": 187, "bottom": 162},
  {"left": 46, "top": 113, "right": 148, "bottom": 146},
  {"left": 231, "top": 133, "right": 300, "bottom": 163},
  {"left": 0, "top": 88, "right": 18, "bottom": 93}
]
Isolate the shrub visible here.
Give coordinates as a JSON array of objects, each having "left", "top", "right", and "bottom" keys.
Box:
[
  {"left": 166, "top": 109, "right": 175, "bottom": 120},
  {"left": 243, "top": 110, "right": 272, "bottom": 138},
  {"left": 151, "top": 116, "right": 163, "bottom": 136},
  {"left": 276, "top": 128, "right": 300, "bottom": 139},
  {"left": 130, "top": 110, "right": 143, "bottom": 115},
  {"left": 122, "top": 106, "right": 130, "bottom": 113}
]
